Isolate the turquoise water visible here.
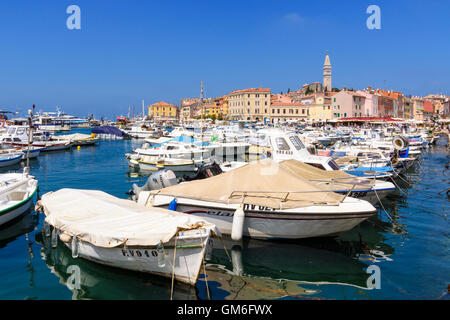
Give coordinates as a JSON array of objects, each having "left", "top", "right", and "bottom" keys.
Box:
[{"left": 0, "top": 129, "right": 448, "bottom": 300}]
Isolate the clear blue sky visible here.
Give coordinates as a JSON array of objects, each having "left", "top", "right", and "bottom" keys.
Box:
[{"left": 0, "top": 0, "right": 449, "bottom": 119}]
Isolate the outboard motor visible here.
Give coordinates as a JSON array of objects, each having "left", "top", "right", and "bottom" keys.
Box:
[
  {"left": 182, "top": 161, "right": 223, "bottom": 181},
  {"left": 129, "top": 169, "right": 177, "bottom": 200}
]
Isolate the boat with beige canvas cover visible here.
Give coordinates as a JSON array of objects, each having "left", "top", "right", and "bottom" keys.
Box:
[
  {"left": 36, "top": 188, "right": 220, "bottom": 286},
  {"left": 139, "top": 159, "right": 377, "bottom": 240}
]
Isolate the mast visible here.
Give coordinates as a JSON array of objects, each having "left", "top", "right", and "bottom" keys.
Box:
[{"left": 26, "top": 104, "right": 35, "bottom": 170}]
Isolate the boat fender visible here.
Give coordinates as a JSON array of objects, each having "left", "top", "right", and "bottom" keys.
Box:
[
  {"left": 168, "top": 198, "right": 178, "bottom": 211},
  {"left": 71, "top": 237, "right": 79, "bottom": 258},
  {"left": 231, "top": 205, "right": 245, "bottom": 241},
  {"left": 51, "top": 228, "right": 58, "bottom": 248}
]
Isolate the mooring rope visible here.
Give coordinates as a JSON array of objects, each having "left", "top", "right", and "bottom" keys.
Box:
[
  {"left": 373, "top": 188, "right": 394, "bottom": 223},
  {"left": 170, "top": 234, "right": 178, "bottom": 300}
]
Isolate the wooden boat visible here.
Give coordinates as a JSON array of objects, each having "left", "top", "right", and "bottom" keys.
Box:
[
  {"left": 0, "top": 169, "right": 38, "bottom": 226},
  {"left": 36, "top": 188, "right": 219, "bottom": 286}
]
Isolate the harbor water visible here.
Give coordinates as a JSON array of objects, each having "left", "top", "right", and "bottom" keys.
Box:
[{"left": 0, "top": 129, "right": 448, "bottom": 300}]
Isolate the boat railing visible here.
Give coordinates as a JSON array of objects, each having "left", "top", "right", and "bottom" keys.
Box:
[{"left": 228, "top": 189, "right": 353, "bottom": 204}]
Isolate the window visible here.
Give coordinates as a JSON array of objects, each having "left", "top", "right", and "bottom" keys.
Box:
[
  {"left": 334, "top": 98, "right": 336, "bottom": 102},
  {"left": 295, "top": 109, "right": 299, "bottom": 114},
  {"left": 289, "top": 135, "right": 305, "bottom": 150},
  {"left": 275, "top": 137, "right": 290, "bottom": 151},
  {"left": 302, "top": 109, "right": 305, "bottom": 114}
]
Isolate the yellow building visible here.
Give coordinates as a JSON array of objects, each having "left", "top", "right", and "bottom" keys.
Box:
[
  {"left": 203, "top": 104, "right": 221, "bottom": 116},
  {"left": 270, "top": 102, "right": 307, "bottom": 123},
  {"left": 148, "top": 101, "right": 177, "bottom": 120},
  {"left": 229, "top": 87, "right": 271, "bottom": 121}
]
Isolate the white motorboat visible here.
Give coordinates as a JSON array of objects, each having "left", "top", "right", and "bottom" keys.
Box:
[
  {"left": 36, "top": 188, "right": 219, "bottom": 286},
  {"left": 0, "top": 146, "right": 43, "bottom": 160},
  {"left": 53, "top": 133, "right": 100, "bottom": 146},
  {"left": 140, "top": 160, "right": 377, "bottom": 240},
  {"left": 129, "top": 154, "right": 197, "bottom": 172},
  {"left": 0, "top": 125, "right": 72, "bottom": 151},
  {"left": 0, "top": 169, "right": 38, "bottom": 226}
]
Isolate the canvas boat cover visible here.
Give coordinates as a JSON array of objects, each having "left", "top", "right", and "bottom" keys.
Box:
[
  {"left": 278, "top": 159, "right": 375, "bottom": 192},
  {"left": 150, "top": 160, "right": 346, "bottom": 209},
  {"left": 38, "top": 188, "right": 220, "bottom": 248}
]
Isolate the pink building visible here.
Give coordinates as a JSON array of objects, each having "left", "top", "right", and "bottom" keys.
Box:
[
  {"left": 356, "top": 90, "right": 378, "bottom": 116},
  {"left": 331, "top": 90, "right": 366, "bottom": 119}
]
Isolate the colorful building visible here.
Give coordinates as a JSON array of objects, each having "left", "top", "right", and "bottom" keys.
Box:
[
  {"left": 228, "top": 87, "right": 271, "bottom": 121},
  {"left": 270, "top": 102, "right": 307, "bottom": 123},
  {"left": 330, "top": 90, "right": 366, "bottom": 119},
  {"left": 148, "top": 101, "right": 178, "bottom": 120}
]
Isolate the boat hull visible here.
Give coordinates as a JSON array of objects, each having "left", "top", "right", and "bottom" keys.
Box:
[
  {"left": 0, "top": 186, "right": 37, "bottom": 226},
  {"left": 58, "top": 229, "right": 211, "bottom": 286},
  {"left": 0, "top": 155, "right": 23, "bottom": 167},
  {"left": 149, "top": 197, "right": 376, "bottom": 240}
]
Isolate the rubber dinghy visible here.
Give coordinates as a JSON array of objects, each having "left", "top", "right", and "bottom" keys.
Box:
[
  {"left": 140, "top": 159, "right": 377, "bottom": 240},
  {"left": 36, "top": 189, "right": 220, "bottom": 286}
]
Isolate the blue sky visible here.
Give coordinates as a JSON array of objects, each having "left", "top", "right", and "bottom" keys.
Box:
[{"left": 0, "top": 0, "right": 449, "bottom": 119}]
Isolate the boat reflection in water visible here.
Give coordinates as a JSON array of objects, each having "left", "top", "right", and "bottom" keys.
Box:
[
  {"left": 36, "top": 229, "right": 200, "bottom": 300},
  {"left": 35, "top": 212, "right": 397, "bottom": 300},
  {"left": 198, "top": 216, "right": 396, "bottom": 300},
  {"left": 0, "top": 209, "right": 38, "bottom": 248}
]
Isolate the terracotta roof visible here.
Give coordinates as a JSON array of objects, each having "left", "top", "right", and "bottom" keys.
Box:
[
  {"left": 271, "top": 102, "right": 305, "bottom": 106},
  {"left": 151, "top": 101, "right": 173, "bottom": 106},
  {"left": 230, "top": 87, "right": 271, "bottom": 94}
]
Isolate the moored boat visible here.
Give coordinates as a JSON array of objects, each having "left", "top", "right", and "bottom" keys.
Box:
[
  {"left": 139, "top": 160, "right": 377, "bottom": 240},
  {"left": 36, "top": 188, "right": 220, "bottom": 286},
  {"left": 0, "top": 169, "right": 38, "bottom": 227}
]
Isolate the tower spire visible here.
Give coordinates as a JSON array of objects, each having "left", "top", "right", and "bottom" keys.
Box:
[{"left": 323, "top": 51, "right": 332, "bottom": 91}]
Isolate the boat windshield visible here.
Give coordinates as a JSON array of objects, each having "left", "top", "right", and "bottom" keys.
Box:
[
  {"left": 275, "top": 137, "right": 290, "bottom": 151},
  {"left": 328, "top": 160, "right": 341, "bottom": 170},
  {"left": 7, "top": 127, "right": 16, "bottom": 135},
  {"left": 289, "top": 135, "right": 305, "bottom": 151}
]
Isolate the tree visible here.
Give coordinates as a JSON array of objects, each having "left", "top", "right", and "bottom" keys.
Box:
[{"left": 287, "top": 88, "right": 291, "bottom": 93}]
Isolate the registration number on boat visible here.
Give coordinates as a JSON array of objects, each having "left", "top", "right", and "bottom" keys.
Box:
[{"left": 121, "top": 249, "right": 158, "bottom": 258}]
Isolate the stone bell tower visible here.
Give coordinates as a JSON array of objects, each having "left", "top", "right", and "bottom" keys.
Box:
[{"left": 323, "top": 51, "right": 332, "bottom": 92}]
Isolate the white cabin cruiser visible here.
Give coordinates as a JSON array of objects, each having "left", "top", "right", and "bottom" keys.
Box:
[{"left": 0, "top": 126, "right": 72, "bottom": 151}]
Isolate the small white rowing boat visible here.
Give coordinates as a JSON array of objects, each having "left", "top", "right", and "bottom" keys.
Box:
[{"left": 0, "top": 169, "right": 38, "bottom": 227}]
